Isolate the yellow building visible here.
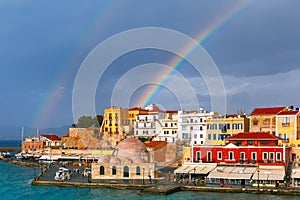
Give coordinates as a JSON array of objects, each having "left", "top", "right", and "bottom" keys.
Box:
[
  {"left": 206, "top": 114, "right": 249, "bottom": 145},
  {"left": 128, "top": 107, "right": 149, "bottom": 134},
  {"left": 102, "top": 106, "right": 129, "bottom": 142},
  {"left": 250, "top": 106, "right": 287, "bottom": 134},
  {"left": 276, "top": 110, "right": 300, "bottom": 147}
]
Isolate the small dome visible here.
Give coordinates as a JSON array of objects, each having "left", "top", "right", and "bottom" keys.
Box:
[{"left": 112, "top": 138, "right": 149, "bottom": 163}]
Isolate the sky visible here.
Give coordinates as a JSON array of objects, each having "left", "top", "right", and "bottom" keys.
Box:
[{"left": 1, "top": 0, "right": 300, "bottom": 130}]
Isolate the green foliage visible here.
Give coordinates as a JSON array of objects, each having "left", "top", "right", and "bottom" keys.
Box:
[{"left": 75, "top": 115, "right": 103, "bottom": 128}]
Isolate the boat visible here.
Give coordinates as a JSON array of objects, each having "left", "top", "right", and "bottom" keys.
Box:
[{"left": 54, "top": 167, "right": 71, "bottom": 181}]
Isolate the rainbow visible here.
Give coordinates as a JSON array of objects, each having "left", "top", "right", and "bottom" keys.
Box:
[{"left": 136, "top": 0, "right": 252, "bottom": 108}]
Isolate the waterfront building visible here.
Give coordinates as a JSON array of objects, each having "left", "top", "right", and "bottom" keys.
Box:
[
  {"left": 190, "top": 132, "right": 291, "bottom": 188},
  {"left": 276, "top": 110, "right": 300, "bottom": 146},
  {"left": 178, "top": 109, "right": 218, "bottom": 145},
  {"left": 250, "top": 106, "right": 287, "bottom": 134},
  {"left": 91, "top": 138, "right": 156, "bottom": 184},
  {"left": 153, "top": 110, "right": 178, "bottom": 143},
  {"left": 206, "top": 114, "right": 249, "bottom": 145},
  {"left": 22, "top": 136, "right": 44, "bottom": 153},
  {"left": 102, "top": 106, "right": 130, "bottom": 145},
  {"left": 40, "top": 134, "right": 61, "bottom": 149}
]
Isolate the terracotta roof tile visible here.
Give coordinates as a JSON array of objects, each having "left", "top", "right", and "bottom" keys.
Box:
[
  {"left": 251, "top": 107, "right": 286, "bottom": 115},
  {"left": 40, "top": 134, "right": 60, "bottom": 141},
  {"left": 129, "top": 107, "right": 148, "bottom": 111},
  {"left": 145, "top": 141, "right": 167, "bottom": 150},
  {"left": 277, "top": 110, "right": 299, "bottom": 115},
  {"left": 227, "top": 132, "right": 281, "bottom": 140}
]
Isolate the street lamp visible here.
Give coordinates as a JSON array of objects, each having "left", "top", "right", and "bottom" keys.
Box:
[
  {"left": 142, "top": 167, "right": 145, "bottom": 185},
  {"left": 257, "top": 169, "right": 260, "bottom": 189}
]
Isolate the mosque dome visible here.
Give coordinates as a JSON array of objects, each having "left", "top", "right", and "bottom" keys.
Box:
[{"left": 112, "top": 138, "right": 150, "bottom": 163}]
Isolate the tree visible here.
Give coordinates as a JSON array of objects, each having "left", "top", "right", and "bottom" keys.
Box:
[
  {"left": 75, "top": 115, "right": 103, "bottom": 128},
  {"left": 95, "top": 114, "right": 103, "bottom": 127}
]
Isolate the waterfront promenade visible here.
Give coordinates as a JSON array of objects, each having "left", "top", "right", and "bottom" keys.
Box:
[{"left": 32, "top": 161, "right": 300, "bottom": 196}]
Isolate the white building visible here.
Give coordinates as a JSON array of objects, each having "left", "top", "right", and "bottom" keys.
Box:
[
  {"left": 134, "top": 112, "right": 165, "bottom": 138},
  {"left": 153, "top": 110, "right": 178, "bottom": 143},
  {"left": 178, "top": 109, "right": 218, "bottom": 145}
]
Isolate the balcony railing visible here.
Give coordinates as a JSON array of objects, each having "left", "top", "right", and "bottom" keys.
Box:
[{"left": 282, "top": 123, "right": 290, "bottom": 127}]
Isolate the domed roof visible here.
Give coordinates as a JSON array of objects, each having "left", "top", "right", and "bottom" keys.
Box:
[{"left": 112, "top": 138, "right": 149, "bottom": 163}]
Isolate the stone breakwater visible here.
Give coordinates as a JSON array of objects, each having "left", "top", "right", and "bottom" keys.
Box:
[{"left": 0, "top": 157, "right": 44, "bottom": 168}]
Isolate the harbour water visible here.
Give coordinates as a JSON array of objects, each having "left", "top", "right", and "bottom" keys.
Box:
[{"left": 0, "top": 141, "right": 296, "bottom": 200}]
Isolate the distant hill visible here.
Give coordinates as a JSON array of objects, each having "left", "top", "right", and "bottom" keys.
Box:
[{"left": 0, "top": 125, "right": 71, "bottom": 140}]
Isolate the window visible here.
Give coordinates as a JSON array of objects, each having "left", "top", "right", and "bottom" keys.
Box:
[
  {"left": 240, "top": 152, "right": 245, "bottom": 160},
  {"left": 100, "top": 166, "right": 105, "bottom": 175},
  {"left": 229, "top": 151, "right": 234, "bottom": 160},
  {"left": 253, "top": 119, "right": 258, "bottom": 125},
  {"left": 208, "top": 134, "right": 211, "bottom": 140},
  {"left": 251, "top": 152, "right": 257, "bottom": 161},
  {"left": 238, "top": 123, "right": 243, "bottom": 130},
  {"left": 196, "top": 151, "right": 201, "bottom": 161},
  {"left": 136, "top": 166, "right": 141, "bottom": 175},
  {"left": 217, "top": 151, "right": 222, "bottom": 160},
  {"left": 194, "top": 134, "right": 197, "bottom": 139},
  {"left": 190, "top": 126, "right": 193, "bottom": 130},
  {"left": 199, "top": 134, "right": 203, "bottom": 138},
  {"left": 213, "top": 134, "right": 217, "bottom": 140},
  {"left": 269, "top": 152, "right": 274, "bottom": 162},
  {"left": 263, "top": 119, "right": 270, "bottom": 125},
  {"left": 207, "top": 151, "right": 212, "bottom": 161},
  {"left": 276, "top": 152, "right": 281, "bottom": 161},
  {"left": 232, "top": 124, "right": 237, "bottom": 130},
  {"left": 200, "top": 126, "right": 203, "bottom": 131},
  {"left": 112, "top": 166, "right": 117, "bottom": 175},
  {"left": 165, "top": 123, "right": 168, "bottom": 127},
  {"left": 123, "top": 166, "right": 129, "bottom": 177},
  {"left": 227, "top": 124, "right": 230, "bottom": 130},
  {"left": 263, "top": 152, "right": 268, "bottom": 160}
]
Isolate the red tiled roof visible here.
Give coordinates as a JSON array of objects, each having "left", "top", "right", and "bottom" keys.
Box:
[
  {"left": 129, "top": 107, "right": 148, "bottom": 111},
  {"left": 227, "top": 132, "right": 281, "bottom": 140},
  {"left": 277, "top": 110, "right": 299, "bottom": 115},
  {"left": 166, "top": 110, "right": 178, "bottom": 114},
  {"left": 40, "top": 134, "right": 60, "bottom": 141},
  {"left": 145, "top": 141, "right": 167, "bottom": 150},
  {"left": 250, "top": 107, "right": 286, "bottom": 115}
]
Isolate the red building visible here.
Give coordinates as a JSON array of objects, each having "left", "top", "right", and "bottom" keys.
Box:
[{"left": 192, "top": 132, "right": 291, "bottom": 166}]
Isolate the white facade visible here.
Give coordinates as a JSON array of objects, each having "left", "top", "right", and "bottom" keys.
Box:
[
  {"left": 153, "top": 111, "right": 178, "bottom": 143},
  {"left": 134, "top": 112, "right": 165, "bottom": 138},
  {"left": 178, "top": 109, "right": 218, "bottom": 145}
]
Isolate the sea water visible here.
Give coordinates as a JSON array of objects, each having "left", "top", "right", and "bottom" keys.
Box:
[{"left": 0, "top": 141, "right": 296, "bottom": 200}]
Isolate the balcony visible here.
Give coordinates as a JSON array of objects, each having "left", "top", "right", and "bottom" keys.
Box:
[{"left": 282, "top": 123, "right": 290, "bottom": 127}]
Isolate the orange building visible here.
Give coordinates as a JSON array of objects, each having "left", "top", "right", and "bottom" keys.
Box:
[
  {"left": 250, "top": 106, "right": 287, "bottom": 134},
  {"left": 22, "top": 136, "right": 43, "bottom": 153}
]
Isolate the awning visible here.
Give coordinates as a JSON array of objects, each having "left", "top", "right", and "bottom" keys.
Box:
[
  {"left": 207, "top": 166, "right": 257, "bottom": 180},
  {"left": 174, "top": 164, "right": 216, "bottom": 175},
  {"left": 252, "top": 166, "right": 285, "bottom": 181}
]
